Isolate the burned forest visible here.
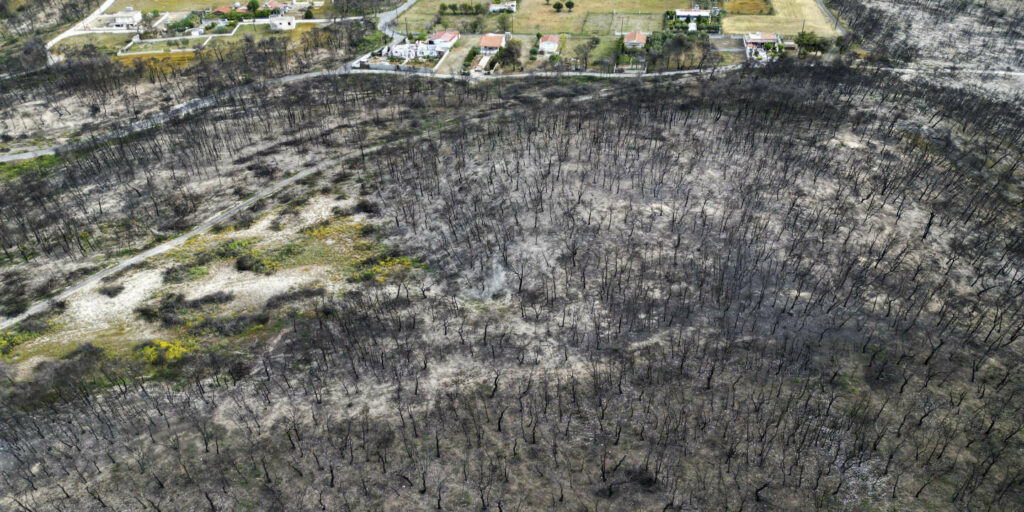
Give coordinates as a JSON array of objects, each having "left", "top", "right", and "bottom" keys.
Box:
[{"left": 2, "top": 2, "right": 1024, "bottom": 511}]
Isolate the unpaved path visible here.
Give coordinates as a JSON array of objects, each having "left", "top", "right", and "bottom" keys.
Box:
[{"left": 0, "top": 136, "right": 403, "bottom": 331}]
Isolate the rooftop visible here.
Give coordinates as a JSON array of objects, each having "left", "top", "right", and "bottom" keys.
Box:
[
  {"left": 480, "top": 33, "right": 506, "bottom": 48},
  {"left": 430, "top": 30, "right": 460, "bottom": 42}
]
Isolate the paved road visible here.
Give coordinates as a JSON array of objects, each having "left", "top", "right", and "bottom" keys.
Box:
[{"left": 378, "top": 0, "right": 418, "bottom": 45}]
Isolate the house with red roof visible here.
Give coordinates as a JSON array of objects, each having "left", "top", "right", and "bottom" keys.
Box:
[
  {"left": 428, "top": 30, "right": 460, "bottom": 50},
  {"left": 479, "top": 33, "right": 506, "bottom": 55},
  {"left": 539, "top": 34, "right": 560, "bottom": 54},
  {"left": 623, "top": 31, "right": 647, "bottom": 49}
]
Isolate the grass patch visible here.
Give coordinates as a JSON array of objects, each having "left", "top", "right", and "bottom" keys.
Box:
[
  {"left": 125, "top": 36, "right": 208, "bottom": 53},
  {"left": 52, "top": 33, "right": 135, "bottom": 55},
  {"left": 113, "top": 51, "right": 195, "bottom": 70},
  {"left": 1, "top": 310, "right": 62, "bottom": 357},
  {"left": 163, "top": 238, "right": 258, "bottom": 283},
  {"left": 0, "top": 154, "right": 61, "bottom": 182},
  {"left": 206, "top": 22, "right": 319, "bottom": 48}
]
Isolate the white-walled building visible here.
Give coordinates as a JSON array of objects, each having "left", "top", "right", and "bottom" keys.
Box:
[
  {"left": 269, "top": 16, "right": 296, "bottom": 31},
  {"left": 96, "top": 9, "right": 142, "bottom": 29},
  {"left": 489, "top": 1, "right": 516, "bottom": 13},
  {"left": 539, "top": 34, "right": 560, "bottom": 54},
  {"left": 675, "top": 9, "right": 711, "bottom": 19},
  {"left": 387, "top": 42, "right": 441, "bottom": 60}
]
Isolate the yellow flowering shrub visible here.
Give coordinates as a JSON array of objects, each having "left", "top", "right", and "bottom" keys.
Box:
[{"left": 140, "top": 339, "right": 192, "bottom": 365}]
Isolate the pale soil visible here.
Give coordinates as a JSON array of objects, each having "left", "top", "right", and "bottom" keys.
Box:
[
  {"left": 5, "top": 190, "right": 355, "bottom": 378},
  {"left": 0, "top": 79, "right": 171, "bottom": 149},
  {"left": 861, "top": 0, "right": 1023, "bottom": 72}
]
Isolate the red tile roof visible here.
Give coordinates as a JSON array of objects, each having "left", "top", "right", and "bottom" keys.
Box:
[
  {"left": 540, "top": 35, "right": 560, "bottom": 44},
  {"left": 479, "top": 33, "right": 505, "bottom": 48},
  {"left": 430, "top": 30, "right": 459, "bottom": 42},
  {"left": 211, "top": 6, "right": 232, "bottom": 14},
  {"left": 624, "top": 31, "right": 646, "bottom": 45}
]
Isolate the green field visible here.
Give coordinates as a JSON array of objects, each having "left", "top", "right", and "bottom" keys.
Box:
[
  {"left": 52, "top": 33, "right": 136, "bottom": 55},
  {"left": 124, "top": 36, "right": 208, "bottom": 53},
  {"left": 114, "top": 51, "right": 196, "bottom": 69},
  {"left": 206, "top": 23, "right": 319, "bottom": 47}
]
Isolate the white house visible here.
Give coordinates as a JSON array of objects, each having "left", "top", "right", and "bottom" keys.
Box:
[
  {"left": 743, "top": 32, "right": 782, "bottom": 61},
  {"left": 387, "top": 42, "right": 441, "bottom": 60},
  {"left": 675, "top": 9, "right": 711, "bottom": 19},
  {"left": 101, "top": 9, "right": 142, "bottom": 29},
  {"left": 489, "top": 1, "right": 516, "bottom": 13},
  {"left": 429, "top": 30, "right": 460, "bottom": 50},
  {"left": 269, "top": 15, "right": 296, "bottom": 31},
  {"left": 743, "top": 32, "right": 781, "bottom": 48},
  {"left": 539, "top": 34, "right": 560, "bottom": 54},
  {"left": 479, "top": 33, "right": 506, "bottom": 55}
]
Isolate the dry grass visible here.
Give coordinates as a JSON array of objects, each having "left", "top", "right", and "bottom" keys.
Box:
[
  {"left": 113, "top": 51, "right": 196, "bottom": 69},
  {"left": 516, "top": 1, "right": 674, "bottom": 34},
  {"left": 108, "top": 0, "right": 215, "bottom": 13},
  {"left": 723, "top": 0, "right": 773, "bottom": 15},
  {"left": 398, "top": 0, "right": 681, "bottom": 35},
  {"left": 722, "top": 0, "right": 838, "bottom": 36},
  {"left": 579, "top": 12, "right": 661, "bottom": 35}
]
